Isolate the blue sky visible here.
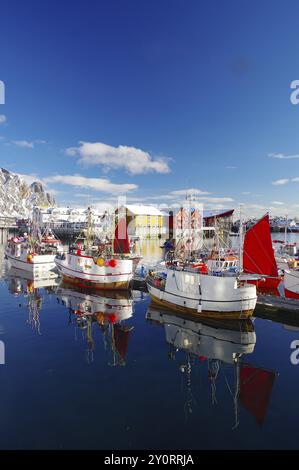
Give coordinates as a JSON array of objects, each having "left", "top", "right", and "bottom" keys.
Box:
[{"left": 1, "top": 0, "right": 299, "bottom": 217}]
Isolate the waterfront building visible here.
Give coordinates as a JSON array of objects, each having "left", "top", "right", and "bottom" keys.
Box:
[{"left": 115, "top": 204, "right": 167, "bottom": 239}]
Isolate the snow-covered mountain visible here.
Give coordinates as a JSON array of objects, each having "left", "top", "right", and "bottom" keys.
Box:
[{"left": 0, "top": 168, "right": 55, "bottom": 217}]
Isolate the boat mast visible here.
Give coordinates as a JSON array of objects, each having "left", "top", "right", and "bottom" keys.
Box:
[
  {"left": 86, "top": 206, "right": 93, "bottom": 252},
  {"left": 239, "top": 204, "right": 243, "bottom": 273},
  {"left": 284, "top": 214, "right": 288, "bottom": 246}
]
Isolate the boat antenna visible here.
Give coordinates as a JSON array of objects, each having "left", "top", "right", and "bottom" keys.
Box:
[{"left": 284, "top": 214, "right": 288, "bottom": 246}]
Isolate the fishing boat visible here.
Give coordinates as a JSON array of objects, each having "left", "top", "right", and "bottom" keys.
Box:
[
  {"left": 242, "top": 214, "right": 282, "bottom": 291},
  {"left": 55, "top": 208, "right": 134, "bottom": 290},
  {"left": 146, "top": 267, "right": 257, "bottom": 319},
  {"left": 147, "top": 305, "right": 276, "bottom": 427},
  {"left": 147, "top": 209, "right": 257, "bottom": 319},
  {"left": 5, "top": 228, "right": 62, "bottom": 275}
]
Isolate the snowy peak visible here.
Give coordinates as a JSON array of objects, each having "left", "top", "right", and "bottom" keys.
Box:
[{"left": 0, "top": 167, "right": 55, "bottom": 217}]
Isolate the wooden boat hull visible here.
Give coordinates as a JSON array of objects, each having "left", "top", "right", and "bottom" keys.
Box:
[
  {"left": 61, "top": 273, "right": 130, "bottom": 290},
  {"left": 148, "top": 291, "right": 254, "bottom": 319}
]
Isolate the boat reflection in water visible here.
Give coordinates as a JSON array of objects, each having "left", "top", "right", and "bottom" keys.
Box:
[
  {"left": 5, "top": 268, "right": 59, "bottom": 333},
  {"left": 146, "top": 305, "right": 277, "bottom": 428},
  {"left": 56, "top": 283, "right": 134, "bottom": 365}
]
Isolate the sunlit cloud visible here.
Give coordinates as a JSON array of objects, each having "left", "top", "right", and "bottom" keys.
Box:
[
  {"left": 43, "top": 174, "right": 137, "bottom": 194},
  {"left": 66, "top": 141, "right": 171, "bottom": 175},
  {"left": 272, "top": 178, "right": 289, "bottom": 185},
  {"left": 268, "top": 153, "right": 299, "bottom": 160}
]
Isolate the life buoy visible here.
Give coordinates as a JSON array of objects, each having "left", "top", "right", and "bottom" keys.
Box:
[
  {"left": 96, "top": 257, "right": 105, "bottom": 266},
  {"left": 109, "top": 259, "right": 117, "bottom": 268}
]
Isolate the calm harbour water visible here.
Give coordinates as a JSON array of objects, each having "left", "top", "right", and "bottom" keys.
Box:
[{"left": 0, "top": 240, "right": 299, "bottom": 450}]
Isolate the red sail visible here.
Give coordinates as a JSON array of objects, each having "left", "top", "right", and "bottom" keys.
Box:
[
  {"left": 243, "top": 214, "right": 278, "bottom": 277},
  {"left": 113, "top": 218, "right": 130, "bottom": 254},
  {"left": 239, "top": 363, "right": 276, "bottom": 426}
]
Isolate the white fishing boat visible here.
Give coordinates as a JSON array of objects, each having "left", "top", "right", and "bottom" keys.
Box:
[
  {"left": 146, "top": 207, "right": 257, "bottom": 320},
  {"left": 55, "top": 208, "right": 134, "bottom": 290},
  {"left": 5, "top": 232, "right": 62, "bottom": 275},
  {"left": 146, "top": 268, "right": 257, "bottom": 319}
]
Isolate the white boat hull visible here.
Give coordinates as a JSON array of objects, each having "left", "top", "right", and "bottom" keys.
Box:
[
  {"left": 55, "top": 254, "right": 133, "bottom": 290},
  {"left": 5, "top": 251, "right": 56, "bottom": 275},
  {"left": 147, "top": 269, "right": 257, "bottom": 319}
]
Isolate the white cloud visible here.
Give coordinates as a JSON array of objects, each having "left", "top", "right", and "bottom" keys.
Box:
[
  {"left": 11, "top": 139, "right": 46, "bottom": 149},
  {"left": 43, "top": 174, "right": 137, "bottom": 194},
  {"left": 12, "top": 140, "right": 34, "bottom": 148},
  {"left": 196, "top": 197, "right": 234, "bottom": 203},
  {"left": 66, "top": 141, "right": 171, "bottom": 175},
  {"left": 272, "top": 178, "right": 289, "bottom": 185},
  {"left": 0, "top": 115, "right": 6, "bottom": 124},
  {"left": 241, "top": 191, "right": 251, "bottom": 195},
  {"left": 292, "top": 177, "right": 299, "bottom": 183},
  {"left": 272, "top": 201, "right": 284, "bottom": 205},
  {"left": 170, "top": 188, "right": 210, "bottom": 196},
  {"left": 268, "top": 153, "right": 299, "bottom": 160},
  {"left": 225, "top": 166, "right": 237, "bottom": 169}
]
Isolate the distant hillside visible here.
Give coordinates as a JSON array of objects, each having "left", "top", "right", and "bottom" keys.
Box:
[{"left": 0, "top": 167, "right": 55, "bottom": 217}]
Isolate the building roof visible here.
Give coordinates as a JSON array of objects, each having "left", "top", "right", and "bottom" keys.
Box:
[
  {"left": 124, "top": 204, "right": 165, "bottom": 216},
  {"left": 203, "top": 209, "right": 234, "bottom": 219}
]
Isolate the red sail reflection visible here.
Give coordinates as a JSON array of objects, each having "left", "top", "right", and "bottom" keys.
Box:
[{"left": 239, "top": 363, "right": 276, "bottom": 426}]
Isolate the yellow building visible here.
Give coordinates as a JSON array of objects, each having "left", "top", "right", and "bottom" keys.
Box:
[{"left": 116, "top": 205, "right": 167, "bottom": 239}]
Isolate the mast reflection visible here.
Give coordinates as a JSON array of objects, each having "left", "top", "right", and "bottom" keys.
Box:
[
  {"left": 146, "top": 304, "right": 276, "bottom": 428},
  {"left": 56, "top": 283, "right": 134, "bottom": 365},
  {"left": 5, "top": 267, "right": 59, "bottom": 333}
]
